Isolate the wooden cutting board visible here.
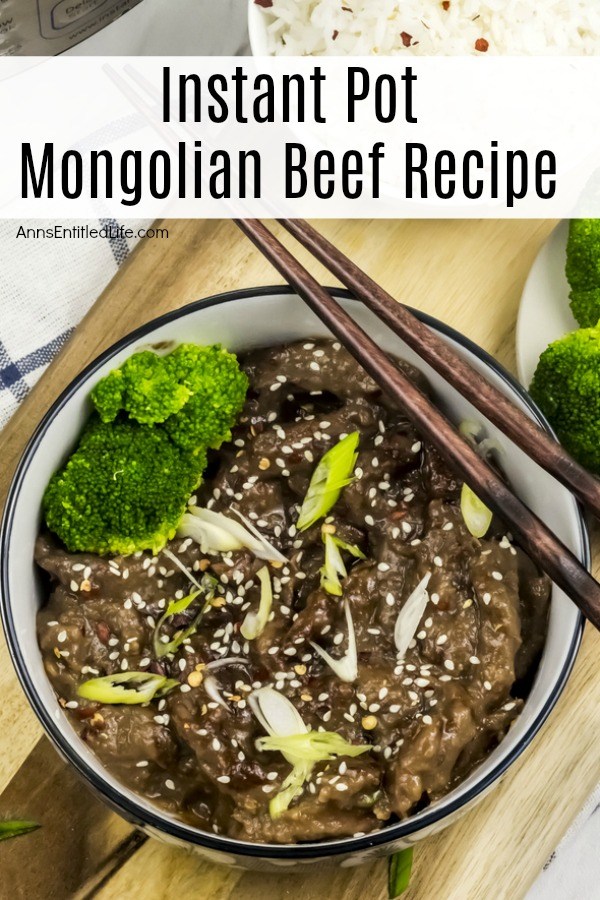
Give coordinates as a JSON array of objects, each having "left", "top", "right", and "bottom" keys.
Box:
[{"left": 1, "top": 219, "right": 599, "bottom": 900}]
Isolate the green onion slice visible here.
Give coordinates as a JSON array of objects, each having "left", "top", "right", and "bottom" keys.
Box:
[
  {"left": 394, "top": 572, "right": 432, "bottom": 659},
  {"left": 256, "top": 732, "right": 372, "bottom": 763},
  {"left": 332, "top": 536, "right": 366, "bottom": 559},
  {"left": 240, "top": 565, "right": 273, "bottom": 640},
  {"left": 460, "top": 483, "right": 493, "bottom": 539},
  {"left": 320, "top": 532, "right": 346, "bottom": 596},
  {"left": 0, "top": 820, "right": 40, "bottom": 842},
  {"left": 248, "top": 687, "right": 311, "bottom": 818},
  {"left": 178, "top": 506, "right": 287, "bottom": 563},
  {"left": 320, "top": 531, "right": 365, "bottom": 596},
  {"left": 77, "top": 671, "right": 170, "bottom": 705},
  {"left": 249, "top": 688, "right": 371, "bottom": 819},
  {"left": 269, "top": 762, "right": 312, "bottom": 819},
  {"left": 296, "top": 432, "right": 359, "bottom": 531},
  {"left": 388, "top": 848, "right": 414, "bottom": 898},
  {"left": 310, "top": 599, "right": 358, "bottom": 683},
  {"left": 153, "top": 573, "right": 217, "bottom": 658},
  {"left": 248, "top": 686, "right": 308, "bottom": 748}
]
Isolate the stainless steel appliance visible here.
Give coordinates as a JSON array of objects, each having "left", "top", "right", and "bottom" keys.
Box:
[{"left": 0, "top": 0, "right": 144, "bottom": 55}]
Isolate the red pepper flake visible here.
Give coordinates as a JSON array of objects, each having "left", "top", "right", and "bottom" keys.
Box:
[
  {"left": 332, "top": 29, "right": 339, "bottom": 40},
  {"left": 442, "top": 0, "right": 450, "bottom": 9},
  {"left": 401, "top": 31, "right": 412, "bottom": 47},
  {"left": 254, "top": 0, "right": 273, "bottom": 7},
  {"left": 475, "top": 37, "right": 489, "bottom": 52}
]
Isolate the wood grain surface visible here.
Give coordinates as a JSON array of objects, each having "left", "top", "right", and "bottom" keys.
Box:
[{"left": 1, "top": 219, "right": 598, "bottom": 900}]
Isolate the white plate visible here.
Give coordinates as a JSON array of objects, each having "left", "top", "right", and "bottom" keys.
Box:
[{"left": 516, "top": 221, "right": 577, "bottom": 388}]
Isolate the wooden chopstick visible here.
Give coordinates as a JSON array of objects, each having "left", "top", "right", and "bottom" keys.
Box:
[
  {"left": 235, "top": 218, "right": 600, "bottom": 630},
  {"left": 278, "top": 218, "right": 600, "bottom": 520}
]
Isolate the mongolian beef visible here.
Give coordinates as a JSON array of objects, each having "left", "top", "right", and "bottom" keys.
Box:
[{"left": 36, "top": 339, "right": 550, "bottom": 843}]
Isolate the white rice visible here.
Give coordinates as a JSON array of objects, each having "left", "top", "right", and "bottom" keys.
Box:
[{"left": 257, "top": 0, "right": 600, "bottom": 55}]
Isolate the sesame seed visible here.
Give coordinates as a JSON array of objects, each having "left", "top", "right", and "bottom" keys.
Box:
[
  {"left": 217, "top": 775, "right": 231, "bottom": 784},
  {"left": 444, "top": 660, "right": 455, "bottom": 671},
  {"left": 492, "top": 571, "right": 503, "bottom": 581},
  {"left": 165, "top": 779, "right": 176, "bottom": 790},
  {"left": 377, "top": 562, "right": 390, "bottom": 572},
  {"left": 433, "top": 556, "right": 443, "bottom": 567},
  {"left": 422, "top": 715, "right": 433, "bottom": 725}
]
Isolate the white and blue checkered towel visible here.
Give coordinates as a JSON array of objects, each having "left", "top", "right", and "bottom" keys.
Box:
[{"left": 0, "top": 219, "right": 152, "bottom": 428}]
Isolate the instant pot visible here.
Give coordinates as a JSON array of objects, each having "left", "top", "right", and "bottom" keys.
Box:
[
  {"left": 0, "top": 0, "right": 143, "bottom": 55},
  {"left": 0, "top": 0, "right": 250, "bottom": 56}
]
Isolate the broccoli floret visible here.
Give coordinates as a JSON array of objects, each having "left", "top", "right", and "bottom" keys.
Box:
[
  {"left": 91, "top": 369, "right": 125, "bottom": 422},
  {"left": 44, "top": 342, "right": 248, "bottom": 556},
  {"left": 530, "top": 325, "right": 600, "bottom": 473},
  {"left": 91, "top": 350, "right": 191, "bottom": 425},
  {"left": 90, "top": 345, "right": 248, "bottom": 447},
  {"left": 44, "top": 417, "right": 205, "bottom": 556},
  {"left": 568, "top": 287, "right": 600, "bottom": 331},
  {"left": 566, "top": 219, "right": 600, "bottom": 327},
  {"left": 164, "top": 345, "right": 249, "bottom": 450}
]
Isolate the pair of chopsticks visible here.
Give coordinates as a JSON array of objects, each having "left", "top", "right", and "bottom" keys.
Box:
[
  {"left": 236, "top": 218, "right": 600, "bottom": 631},
  {"left": 97, "top": 64, "right": 600, "bottom": 628}
]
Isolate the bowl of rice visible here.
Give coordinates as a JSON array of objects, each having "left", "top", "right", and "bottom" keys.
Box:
[{"left": 248, "top": 0, "right": 600, "bottom": 57}]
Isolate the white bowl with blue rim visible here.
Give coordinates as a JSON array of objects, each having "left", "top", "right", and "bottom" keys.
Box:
[{"left": 0, "top": 286, "right": 586, "bottom": 869}]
